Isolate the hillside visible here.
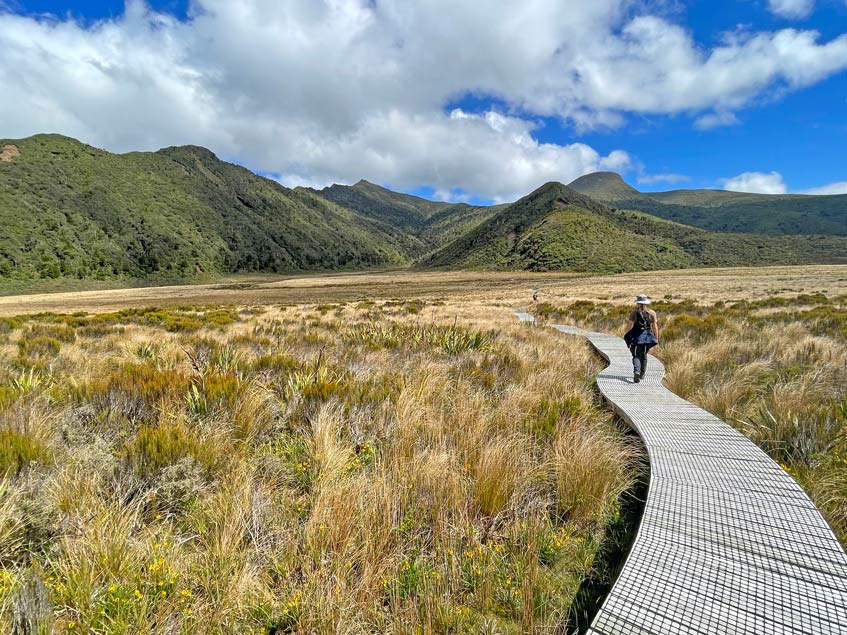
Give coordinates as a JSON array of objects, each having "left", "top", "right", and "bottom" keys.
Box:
[
  {"left": 319, "top": 180, "right": 449, "bottom": 230},
  {"left": 425, "top": 182, "right": 847, "bottom": 272},
  {"left": 568, "top": 172, "right": 641, "bottom": 201},
  {"left": 568, "top": 172, "right": 847, "bottom": 236},
  {"left": 0, "top": 135, "right": 411, "bottom": 282},
  {"left": 2, "top": 134, "right": 847, "bottom": 287},
  {"left": 316, "top": 180, "right": 501, "bottom": 253}
]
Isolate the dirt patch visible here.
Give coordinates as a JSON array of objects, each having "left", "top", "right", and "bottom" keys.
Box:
[{"left": 0, "top": 144, "right": 20, "bottom": 162}]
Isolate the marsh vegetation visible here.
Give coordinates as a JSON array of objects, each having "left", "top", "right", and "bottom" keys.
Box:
[{"left": 0, "top": 300, "right": 641, "bottom": 634}]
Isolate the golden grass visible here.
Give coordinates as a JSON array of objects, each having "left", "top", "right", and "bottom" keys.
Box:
[
  {"left": 3, "top": 264, "right": 844, "bottom": 632},
  {"left": 2, "top": 265, "right": 846, "bottom": 317},
  {"left": 0, "top": 298, "right": 640, "bottom": 634}
]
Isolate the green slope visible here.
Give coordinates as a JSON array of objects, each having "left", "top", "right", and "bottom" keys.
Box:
[
  {"left": 319, "top": 180, "right": 449, "bottom": 230},
  {"left": 425, "top": 182, "right": 847, "bottom": 272},
  {"left": 3, "top": 134, "right": 846, "bottom": 286},
  {"left": 316, "top": 180, "right": 501, "bottom": 252},
  {"left": 0, "top": 135, "right": 410, "bottom": 282},
  {"left": 418, "top": 202, "right": 506, "bottom": 248},
  {"left": 568, "top": 172, "right": 847, "bottom": 236},
  {"left": 567, "top": 172, "right": 641, "bottom": 202},
  {"left": 424, "top": 183, "right": 692, "bottom": 272}
]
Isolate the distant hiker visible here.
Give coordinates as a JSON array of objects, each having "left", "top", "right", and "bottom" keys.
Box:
[
  {"left": 532, "top": 288, "right": 539, "bottom": 303},
  {"left": 624, "top": 294, "right": 659, "bottom": 383}
]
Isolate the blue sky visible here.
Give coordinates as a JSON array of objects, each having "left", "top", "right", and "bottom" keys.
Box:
[
  {"left": 2, "top": 1, "right": 847, "bottom": 202},
  {"left": 4, "top": 0, "right": 191, "bottom": 21}
]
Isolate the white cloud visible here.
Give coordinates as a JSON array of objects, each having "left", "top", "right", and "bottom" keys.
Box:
[
  {"left": 767, "top": 0, "right": 815, "bottom": 19},
  {"left": 637, "top": 173, "right": 690, "bottom": 186},
  {"left": 277, "top": 109, "right": 632, "bottom": 202},
  {"left": 802, "top": 181, "right": 847, "bottom": 195},
  {"left": 695, "top": 111, "right": 740, "bottom": 130},
  {"left": 720, "top": 173, "right": 847, "bottom": 195},
  {"left": 720, "top": 171, "right": 788, "bottom": 194},
  {"left": 1, "top": 1, "right": 846, "bottom": 198}
]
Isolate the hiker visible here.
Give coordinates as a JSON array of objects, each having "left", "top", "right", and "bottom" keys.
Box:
[
  {"left": 532, "top": 288, "right": 539, "bottom": 303},
  {"left": 624, "top": 294, "right": 659, "bottom": 383}
]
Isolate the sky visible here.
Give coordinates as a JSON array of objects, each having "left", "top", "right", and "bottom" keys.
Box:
[{"left": 1, "top": 0, "right": 846, "bottom": 204}]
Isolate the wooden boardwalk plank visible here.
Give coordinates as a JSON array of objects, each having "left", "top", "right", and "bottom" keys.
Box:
[{"left": 513, "top": 310, "right": 847, "bottom": 634}]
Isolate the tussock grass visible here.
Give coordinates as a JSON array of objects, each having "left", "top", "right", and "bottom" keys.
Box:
[{"left": 0, "top": 299, "right": 639, "bottom": 633}]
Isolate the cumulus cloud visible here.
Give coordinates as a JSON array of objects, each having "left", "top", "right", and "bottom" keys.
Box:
[
  {"left": 636, "top": 173, "right": 690, "bottom": 186},
  {"left": 802, "top": 181, "right": 847, "bottom": 195},
  {"left": 1, "top": 0, "right": 847, "bottom": 198},
  {"left": 695, "top": 111, "right": 740, "bottom": 130},
  {"left": 720, "top": 171, "right": 788, "bottom": 194},
  {"left": 721, "top": 172, "right": 847, "bottom": 195},
  {"left": 767, "top": 0, "right": 815, "bottom": 19},
  {"left": 275, "top": 109, "right": 631, "bottom": 202}
]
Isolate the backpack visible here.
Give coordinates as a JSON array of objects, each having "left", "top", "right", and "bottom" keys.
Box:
[{"left": 634, "top": 310, "right": 658, "bottom": 346}]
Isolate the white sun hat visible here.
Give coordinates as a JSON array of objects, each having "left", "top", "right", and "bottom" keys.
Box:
[{"left": 635, "top": 294, "right": 651, "bottom": 305}]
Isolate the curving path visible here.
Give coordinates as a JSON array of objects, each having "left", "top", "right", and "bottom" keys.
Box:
[{"left": 515, "top": 310, "right": 847, "bottom": 634}]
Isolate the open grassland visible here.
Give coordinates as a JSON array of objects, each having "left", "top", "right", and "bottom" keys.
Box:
[
  {"left": 532, "top": 292, "right": 847, "bottom": 545},
  {"left": 2, "top": 265, "right": 847, "bottom": 317},
  {"left": 2, "top": 264, "right": 846, "bottom": 633},
  {"left": 0, "top": 300, "right": 641, "bottom": 634}
]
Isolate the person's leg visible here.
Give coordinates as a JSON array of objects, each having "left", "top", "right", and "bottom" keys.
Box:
[
  {"left": 631, "top": 343, "right": 641, "bottom": 381},
  {"left": 638, "top": 345, "right": 648, "bottom": 377}
]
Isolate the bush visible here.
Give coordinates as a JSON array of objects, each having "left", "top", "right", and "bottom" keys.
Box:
[
  {"left": 17, "top": 337, "right": 62, "bottom": 359},
  {"left": 0, "top": 429, "right": 51, "bottom": 475},
  {"left": 22, "top": 323, "right": 76, "bottom": 343},
  {"left": 661, "top": 313, "right": 727, "bottom": 343},
  {"left": 0, "top": 317, "right": 22, "bottom": 334},
  {"left": 551, "top": 424, "right": 638, "bottom": 523},
  {"left": 86, "top": 364, "right": 191, "bottom": 406},
  {"left": 0, "top": 386, "right": 17, "bottom": 411},
  {"left": 186, "top": 374, "right": 243, "bottom": 417},
  {"left": 252, "top": 353, "right": 299, "bottom": 374},
  {"left": 123, "top": 421, "right": 217, "bottom": 478}
]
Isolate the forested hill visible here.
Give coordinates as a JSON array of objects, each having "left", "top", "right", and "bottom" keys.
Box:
[
  {"left": 316, "top": 180, "right": 502, "bottom": 254},
  {"left": 1, "top": 134, "right": 846, "bottom": 287},
  {"left": 425, "top": 181, "right": 847, "bottom": 272},
  {"left": 0, "top": 134, "right": 411, "bottom": 282},
  {"left": 568, "top": 172, "right": 847, "bottom": 236}
]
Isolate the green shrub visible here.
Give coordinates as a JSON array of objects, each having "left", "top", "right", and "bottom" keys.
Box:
[
  {"left": 662, "top": 313, "right": 727, "bottom": 343},
  {"left": 0, "top": 317, "right": 22, "bottom": 334},
  {"left": 286, "top": 366, "right": 350, "bottom": 402},
  {"left": 124, "top": 422, "right": 216, "bottom": 478},
  {"left": 76, "top": 365, "right": 191, "bottom": 415},
  {"left": 77, "top": 324, "right": 125, "bottom": 338},
  {"left": 0, "top": 429, "right": 51, "bottom": 475},
  {"left": 23, "top": 323, "right": 76, "bottom": 343},
  {"left": 17, "top": 336, "right": 62, "bottom": 359},
  {"left": 200, "top": 308, "right": 239, "bottom": 330},
  {"left": 252, "top": 353, "right": 299, "bottom": 374},
  {"left": 186, "top": 373, "right": 243, "bottom": 417},
  {"left": 0, "top": 386, "right": 17, "bottom": 410}
]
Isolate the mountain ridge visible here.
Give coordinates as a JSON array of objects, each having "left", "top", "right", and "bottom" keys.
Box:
[
  {"left": 1, "top": 134, "right": 846, "bottom": 287},
  {"left": 567, "top": 172, "right": 847, "bottom": 235},
  {"left": 426, "top": 180, "right": 847, "bottom": 272}
]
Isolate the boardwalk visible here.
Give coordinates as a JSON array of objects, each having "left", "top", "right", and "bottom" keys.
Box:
[{"left": 515, "top": 311, "right": 847, "bottom": 634}]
